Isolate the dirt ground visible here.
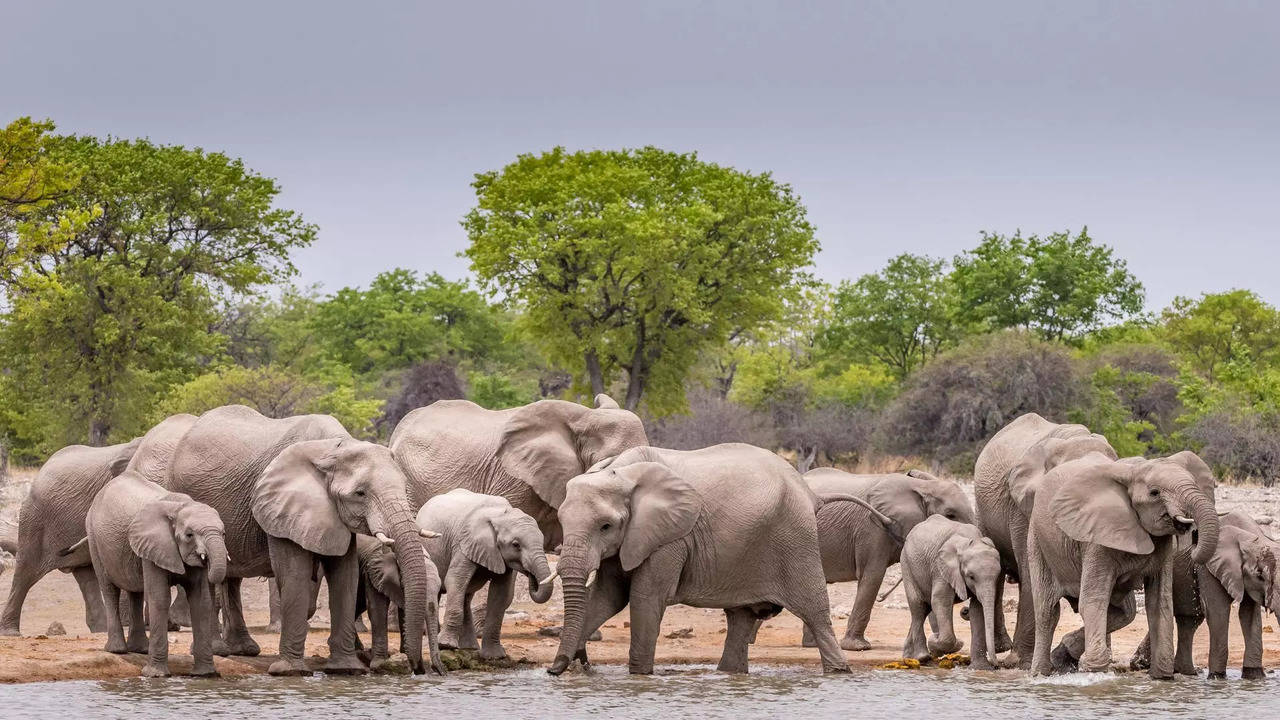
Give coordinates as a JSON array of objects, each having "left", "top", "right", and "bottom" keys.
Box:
[{"left": 1, "top": 468, "right": 1278, "bottom": 683}]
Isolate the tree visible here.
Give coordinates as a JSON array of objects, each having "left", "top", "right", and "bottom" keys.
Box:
[
  {"left": 1161, "top": 290, "right": 1280, "bottom": 383},
  {"left": 0, "top": 118, "right": 87, "bottom": 279},
  {"left": 464, "top": 146, "right": 818, "bottom": 413},
  {"left": 0, "top": 133, "right": 315, "bottom": 452},
  {"left": 821, "top": 253, "right": 955, "bottom": 379},
  {"left": 950, "top": 229, "right": 1144, "bottom": 341}
]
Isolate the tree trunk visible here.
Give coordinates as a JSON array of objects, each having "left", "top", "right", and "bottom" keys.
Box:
[
  {"left": 584, "top": 350, "right": 605, "bottom": 398},
  {"left": 0, "top": 438, "right": 8, "bottom": 483},
  {"left": 89, "top": 417, "right": 110, "bottom": 446}
]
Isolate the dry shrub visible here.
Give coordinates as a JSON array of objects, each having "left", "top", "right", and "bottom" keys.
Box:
[
  {"left": 645, "top": 388, "right": 777, "bottom": 451},
  {"left": 1184, "top": 411, "right": 1280, "bottom": 485},
  {"left": 378, "top": 361, "right": 467, "bottom": 434}
]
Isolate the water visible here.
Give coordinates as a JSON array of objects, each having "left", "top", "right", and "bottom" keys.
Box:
[{"left": 1, "top": 665, "right": 1274, "bottom": 720}]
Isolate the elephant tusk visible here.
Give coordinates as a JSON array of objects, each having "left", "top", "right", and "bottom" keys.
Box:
[
  {"left": 539, "top": 570, "right": 558, "bottom": 587},
  {"left": 375, "top": 531, "right": 395, "bottom": 546},
  {"left": 419, "top": 528, "right": 441, "bottom": 539},
  {"left": 1174, "top": 515, "right": 1194, "bottom": 525},
  {"left": 585, "top": 569, "right": 597, "bottom": 588},
  {"left": 199, "top": 552, "right": 207, "bottom": 563}
]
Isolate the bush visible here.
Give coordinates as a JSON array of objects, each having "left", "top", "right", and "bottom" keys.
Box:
[
  {"left": 878, "top": 332, "right": 1081, "bottom": 468},
  {"left": 1183, "top": 410, "right": 1280, "bottom": 485},
  {"left": 377, "top": 361, "right": 466, "bottom": 435},
  {"left": 645, "top": 388, "right": 777, "bottom": 451}
]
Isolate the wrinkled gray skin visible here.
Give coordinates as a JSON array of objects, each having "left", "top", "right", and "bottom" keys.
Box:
[
  {"left": 389, "top": 395, "right": 648, "bottom": 551},
  {"left": 1131, "top": 510, "right": 1280, "bottom": 679},
  {"left": 801, "top": 467, "right": 974, "bottom": 651},
  {"left": 972, "top": 413, "right": 1118, "bottom": 666},
  {"left": 418, "top": 489, "right": 555, "bottom": 660},
  {"left": 899, "top": 515, "right": 1003, "bottom": 669},
  {"left": 85, "top": 471, "right": 226, "bottom": 677},
  {"left": 548, "top": 444, "right": 851, "bottom": 676},
  {"left": 0, "top": 438, "right": 140, "bottom": 635},
  {"left": 1026, "top": 451, "right": 1219, "bottom": 678},
  {"left": 355, "top": 535, "right": 443, "bottom": 672},
  {"left": 167, "top": 405, "right": 439, "bottom": 676}
]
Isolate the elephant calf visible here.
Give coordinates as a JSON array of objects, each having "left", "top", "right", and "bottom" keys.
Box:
[
  {"left": 356, "top": 534, "right": 443, "bottom": 672},
  {"left": 899, "top": 515, "right": 1002, "bottom": 669},
  {"left": 83, "top": 471, "right": 227, "bottom": 677},
  {"left": 418, "top": 489, "right": 555, "bottom": 660}
]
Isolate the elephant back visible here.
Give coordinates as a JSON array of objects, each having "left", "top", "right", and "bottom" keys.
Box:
[
  {"left": 390, "top": 400, "right": 508, "bottom": 510},
  {"left": 87, "top": 472, "right": 168, "bottom": 590},
  {"left": 126, "top": 413, "right": 198, "bottom": 487},
  {"left": 25, "top": 438, "right": 142, "bottom": 564}
]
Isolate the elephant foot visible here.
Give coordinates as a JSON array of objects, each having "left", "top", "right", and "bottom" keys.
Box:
[
  {"left": 126, "top": 638, "right": 149, "bottom": 654},
  {"left": 479, "top": 644, "right": 508, "bottom": 661},
  {"left": 970, "top": 656, "right": 995, "bottom": 671},
  {"left": 437, "top": 632, "right": 461, "bottom": 651},
  {"left": 840, "top": 636, "right": 872, "bottom": 652},
  {"left": 167, "top": 620, "right": 181, "bottom": 632},
  {"left": 993, "top": 632, "right": 1013, "bottom": 654},
  {"left": 0, "top": 626, "right": 20, "bottom": 637},
  {"left": 547, "top": 654, "right": 572, "bottom": 676},
  {"left": 1051, "top": 644, "right": 1080, "bottom": 674},
  {"left": 141, "top": 663, "right": 170, "bottom": 678},
  {"left": 800, "top": 635, "right": 817, "bottom": 648},
  {"left": 212, "top": 637, "right": 230, "bottom": 657},
  {"left": 1207, "top": 670, "right": 1227, "bottom": 680},
  {"left": 268, "top": 659, "right": 313, "bottom": 677},
  {"left": 1243, "top": 666, "right": 1267, "bottom": 680},
  {"left": 823, "top": 664, "right": 852, "bottom": 674},
  {"left": 188, "top": 664, "right": 220, "bottom": 678},
  {"left": 265, "top": 622, "right": 281, "bottom": 634},
  {"left": 222, "top": 635, "right": 261, "bottom": 657},
  {"left": 1175, "top": 663, "right": 1198, "bottom": 677},
  {"left": 104, "top": 638, "right": 129, "bottom": 654},
  {"left": 1148, "top": 668, "right": 1174, "bottom": 681},
  {"left": 927, "top": 635, "right": 962, "bottom": 656},
  {"left": 323, "top": 657, "right": 368, "bottom": 676}
]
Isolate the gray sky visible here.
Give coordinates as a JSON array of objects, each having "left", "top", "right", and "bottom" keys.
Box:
[{"left": 6, "top": 1, "right": 1278, "bottom": 310}]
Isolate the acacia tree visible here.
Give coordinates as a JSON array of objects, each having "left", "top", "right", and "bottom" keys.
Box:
[
  {"left": 464, "top": 147, "right": 818, "bottom": 413},
  {"left": 0, "top": 132, "right": 315, "bottom": 453}
]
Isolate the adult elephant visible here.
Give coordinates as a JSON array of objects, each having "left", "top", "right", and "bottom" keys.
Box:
[
  {"left": 1026, "top": 451, "right": 1219, "bottom": 678},
  {"left": 389, "top": 394, "right": 647, "bottom": 550},
  {"left": 548, "top": 444, "right": 851, "bottom": 675},
  {"left": 801, "top": 467, "right": 974, "bottom": 650},
  {"left": 0, "top": 438, "right": 141, "bottom": 635},
  {"left": 972, "top": 413, "right": 1117, "bottom": 666},
  {"left": 166, "top": 405, "right": 438, "bottom": 675}
]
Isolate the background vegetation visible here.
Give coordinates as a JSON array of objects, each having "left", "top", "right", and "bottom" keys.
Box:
[{"left": 4, "top": 117, "right": 1278, "bottom": 484}]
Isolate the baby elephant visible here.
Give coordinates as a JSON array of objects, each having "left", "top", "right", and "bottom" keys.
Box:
[
  {"left": 418, "top": 489, "right": 555, "bottom": 659},
  {"left": 84, "top": 471, "right": 227, "bottom": 677},
  {"left": 356, "top": 534, "right": 444, "bottom": 672},
  {"left": 900, "top": 515, "right": 1003, "bottom": 669}
]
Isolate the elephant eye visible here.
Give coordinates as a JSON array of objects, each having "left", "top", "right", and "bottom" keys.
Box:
[
  {"left": 185, "top": 531, "right": 193, "bottom": 538},
  {"left": 512, "top": 540, "right": 521, "bottom": 550},
  {"left": 1149, "top": 489, "right": 1159, "bottom": 497},
  {"left": 601, "top": 522, "right": 612, "bottom": 532},
  {"left": 354, "top": 490, "right": 366, "bottom": 498}
]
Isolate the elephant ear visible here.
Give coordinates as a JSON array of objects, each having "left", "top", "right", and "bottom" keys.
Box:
[
  {"left": 251, "top": 438, "right": 351, "bottom": 556},
  {"left": 1205, "top": 528, "right": 1247, "bottom": 602},
  {"left": 1007, "top": 443, "right": 1050, "bottom": 516},
  {"left": 940, "top": 538, "right": 968, "bottom": 600},
  {"left": 368, "top": 543, "right": 405, "bottom": 603},
  {"left": 128, "top": 497, "right": 185, "bottom": 574},
  {"left": 594, "top": 394, "right": 621, "bottom": 409},
  {"left": 496, "top": 400, "right": 589, "bottom": 509},
  {"left": 1049, "top": 464, "right": 1153, "bottom": 555},
  {"left": 110, "top": 438, "right": 142, "bottom": 477},
  {"left": 1162, "top": 451, "right": 1217, "bottom": 499},
  {"left": 461, "top": 508, "right": 508, "bottom": 575},
  {"left": 616, "top": 461, "right": 702, "bottom": 572},
  {"left": 866, "top": 478, "right": 926, "bottom": 539}
]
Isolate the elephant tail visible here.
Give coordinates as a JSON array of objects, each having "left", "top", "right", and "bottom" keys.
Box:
[
  {"left": 816, "top": 493, "right": 902, "bottom": 543},
  {"left": 876, "top": 576, "right": 903, "bottom": 602},
  {"left": 57, "top": 537, "right": 88, "bottom": 557}
]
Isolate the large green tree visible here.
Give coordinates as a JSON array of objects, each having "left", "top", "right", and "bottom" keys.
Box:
[
  {"left": 950, "top": 228, "right": 1144, "bottom": 341},
  {"left": 464, "top": 146, "right": 819, "bottom": 413},
  {"left": 1161, "top": 290, "right": 1280, "bottom": 383},
  {"left": 0, "top": 132, "right": 315, "bottom": 454}
]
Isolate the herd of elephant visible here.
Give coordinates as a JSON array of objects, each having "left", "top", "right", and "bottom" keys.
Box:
[{"left": 1, "top": 396, "right": 1275, "bottom": 681}]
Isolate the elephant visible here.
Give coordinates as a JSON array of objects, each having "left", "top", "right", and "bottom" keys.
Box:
[
  {"left": 1130, "top": 510, "right": 1280, "bottom": 679},
  {"left": 801, "top": 467, "right": 975, "bottom": 651},
  {"left": 972, "top": 412, "right": 1117, "bottom": 666},
  {"left": 899, "top": 515, "right": 1003, "bottom": 669},
  {"left": 83, "top": 471, "right": 227, "bottom": 677},
  {"left": 1026, "top": 451, "right": 1219, "bottom": 678},
  {"left": 548, "top": 443, "right": 852, "bottom": 676},
  {"left": 0, "top": 437, "right": 140, "bottom": 635},
  {"left": 355, "top": 534, "right": 443, "bottom": 672},
  {"left": 417, "top": 489, "right": 555, "bottom": 659},
  {"left": 166, "top": 405, "right": 440, "bottom": 675},
  {"left": 389, "top": 394, "right": 647, "bottom": 551}
]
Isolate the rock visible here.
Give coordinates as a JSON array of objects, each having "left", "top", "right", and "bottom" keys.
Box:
[
  {"left": 1257, "top": 516, "right": 1274, "bottom": 526},
  {"left": 664, "top": 626, "right": 694, "bottom": 639},
  {"left": 505, "top": 611, "right": 530, "bottom": 622},
  {"left": 379, "top": 653, "right": 412, "bottom": 675},
  {"left": 46, "top": 622, "right": 66, "bottom": 636},
  {"left": 537, "top": 626, "right": 562, "bottom": 637}
]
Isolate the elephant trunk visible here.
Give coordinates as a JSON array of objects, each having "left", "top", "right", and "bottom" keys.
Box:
[
  {"left": 978, "top": 587, "right": 997, "bottom": 668},
  {"left": 1178, "top": 481, "right": 1219, "bottom": 565},
  {"left": 203, "top": 532, "right": 228, "bottom": 586},
  {"left": 525, "top": 552, "right": 555, "bottom": 604},
  {"left": 426, "top": 595, "right": 442, "bottom": 674},
  {"left": 387, "top": 511, "right": 432, "bottom": 674},
  {"left": 548, "top": 543, "right": 597, "bottom": 675}
]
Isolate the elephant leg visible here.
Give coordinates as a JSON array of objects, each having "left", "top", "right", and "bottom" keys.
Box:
[
  {"left": 125, "top": 590, "right": 148, "bottom": 653},
  {"left": 1143, "top": 554, "right": 1174, "bottom": 680},
  {"left": 364, "top": 582, "right": 391, "bottom": 671},
  {"left": 210, "top": 582, "right": 229, "bottom": 656},
  {"left": 266, "top": 577, "right": 282, "bottom": 633},
  {"left": 968, "top": 598, "right": 994, "bottom": 670},
  {"left": 841, "top": 565, "right": 886, "bottom": 651},
  {"left": 185, "top": 576, "right": 218, "bottom": 677},
  {"left": 751, "top": 617, "right": 764, "bottom": 645},
  {"left": 903, "top": 581, "right": 931, "bottom": 663},
  {"left": 926, "top": 584, "right": 962, "bottom": 656},
  {"left": 459, "top": 590, "right": 480, "bottom": 650},
  {"left": 480, "top": 571, "right": 516, "bottom": 660},
  {"left": 625, "top": 547, "right": 684, "bottom": 675},
  {"left": 1027, "top": 532, "right": 1060, "bottom": 676},
  {"left": 718, "top": 607, "right": 757, "bottom": 673},
  {"left": 781, "top": 564, "right": 850, "bottom": 674},
  {"left": 991, "top": 567, "right": 1012, "bottom": 653},
  {"left": 1129, "top": 631, "right": 1151, "bottom": 670},
  {"left": 72, "top": 565, "right": 109, "bottom": 633},
  {"left": 169, "top": 586, "right": 192, "bottom": 629},
  {"left": 141, "top": 564, "right": 171, "bottom": 677},
  {"left": 1239, "top": 598, "right": 1265, "bottom": 679},
  {"left": 267, "top": 537, "right": 316, "bottom": 676},
  {"left": 0, "top": 536, "right": 52, "bottom": 635},
  {"left": 100, "top": 579, "right": 128, "bottom": 653},
  {"left": 218, "top": 577, "right": 259, "bottom": 656},
  {"left": 1007, "top": 518, "right": 1034, "bottom": 668},
  {"left": 439, "top": 556, "right": 476, "bottom": 650},
  {"left": 1056, "top": 593, "right": 1135, "bottom": 672},
  {"left": 318, "top": 543, "right": 366, "bottom": 675},
  {"left": 1174, "top": 615, "right": 1199, "bottom": 676},
  {"left": 1073, "top": 547, "right": 1119, "bottom": 673},
  {"left": 1201, "top": 573, "right": 1231, "bottom": 679}
]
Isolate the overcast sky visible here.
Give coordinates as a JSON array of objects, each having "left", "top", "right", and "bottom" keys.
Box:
[{"left": 6, "top": 1, "right": 1277, "bottom": 310}]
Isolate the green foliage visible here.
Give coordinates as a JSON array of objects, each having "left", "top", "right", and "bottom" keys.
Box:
[
  {"left": 1161, "top": 290, "right": 1280, "bottom": 383},
  {"left": 467, "top": 370, "right": 537, "bottom": 410},
  {"left": 822, "top": 253, "right": 955, "bottom": 379},
  {"left": 464, "top": 146, "right": 819, "bottom": 414},
  {"left": 0, "top": 118, "right": 91, "bottom": 279},
  {"left": 950, "top": 228, "right": 1144, "bottom": 341}
]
